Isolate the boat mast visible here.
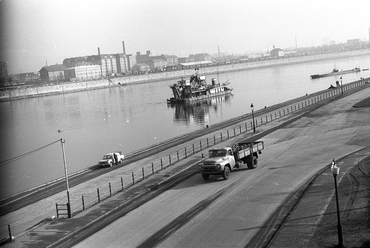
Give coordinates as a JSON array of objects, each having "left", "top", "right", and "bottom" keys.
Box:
[{"left": 217, "top": 46, "right": 220, "bottom": 83}]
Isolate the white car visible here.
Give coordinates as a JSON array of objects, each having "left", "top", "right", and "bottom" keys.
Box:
[{"left": 98, "top": 151, "right": 124, "bottom": 167}]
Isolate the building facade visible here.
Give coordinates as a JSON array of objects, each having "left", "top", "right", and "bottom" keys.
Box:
[{"left": 39, "top": 64, "right": 66, "bottom": 82}]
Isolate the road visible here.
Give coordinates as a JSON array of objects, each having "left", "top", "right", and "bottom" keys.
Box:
[{"left": 73, "top": 87, "right": 370, "bottom": 247}]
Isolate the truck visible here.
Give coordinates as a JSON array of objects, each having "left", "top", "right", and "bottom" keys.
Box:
[
  {"left": 98, "top": 151, "right": 125, "bottom": 167},
  {"left": 198, "top": 141, "right": 264, "bottom": 180}
]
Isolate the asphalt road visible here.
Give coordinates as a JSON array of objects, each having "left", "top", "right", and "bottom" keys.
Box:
[{"left": 73, "top": 87, "right": 370, "bottom": 247}]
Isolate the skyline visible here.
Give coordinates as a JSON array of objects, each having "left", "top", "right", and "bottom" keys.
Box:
[{"left": 1, "top": 0, "right": 370, "bottom": 74}]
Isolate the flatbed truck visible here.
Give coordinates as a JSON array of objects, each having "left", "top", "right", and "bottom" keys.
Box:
[{"left": 198, "top": 141, "right": 264, "bottom": 180}]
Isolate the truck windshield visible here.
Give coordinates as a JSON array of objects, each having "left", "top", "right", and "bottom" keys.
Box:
[
  {"left": 103, "top": 155, "right": 112, "bottom": 159},
  {"left": 209, "top": 150, "right": 227, "bottom": 157}
]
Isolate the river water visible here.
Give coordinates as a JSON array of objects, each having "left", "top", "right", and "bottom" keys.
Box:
[{"left": 1, "top": 54, "right": 369, "bottom": 199}]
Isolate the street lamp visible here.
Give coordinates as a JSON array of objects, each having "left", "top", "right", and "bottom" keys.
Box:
[
  {"left": 250, "top": 103, "right": 256, "bottom": 133},
  {"left": 340, "top": 77, "right": 343, "bottom": 95},
  {"left": 60, "top": 138, "right": 72, "bottom": 218},
  {"left": 331, "top": 158, "right": 344, "bottom": 247}
]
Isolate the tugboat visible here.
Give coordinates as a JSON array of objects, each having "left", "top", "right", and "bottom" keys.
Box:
[{"left": 167, "top": 69, "right": 232, "bottom": 103}]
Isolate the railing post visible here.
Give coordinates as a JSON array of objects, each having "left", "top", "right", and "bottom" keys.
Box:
[
  {"left": 220, "top": 132, "right": 223, "bottom": 142},
  {"left": 152, "top": 163, "right": 154, "bottom": 174},
  {"left": 192, "top": 144, "right": 195, "bottom": 154},
  {"left": 97, "top": 188, "right": 100, "bottom": 203},
  {"left": 227, "top": 130, "right": 229, "bottom": 139},
  {"left": 82, "top": 196, "right": 85, "bottom": 210},
  {"left": 109, "top": 182, "right": 112, "bottom": 196},
  {"left": 185, "top": 147, "right": 187, "bottom": 158},
  {"left": 132, "top": 172, "right": 135, "bottom": 185},
  {"left": 169, "top": 155, "right": 172, "bottom": 165},
  {"left": 177, "top": 151, "right": 179, "bottom": 161},
  {"left": 161, "top": 158, "right": 163, "bottom": 169},
  {"left": 200, "top": 140, "right": 202, "bottom": 150},
  {"left": 142, "top": 167, "right": 145, "bottom": 179},
  {"left": 8, "top": 225, "right": 12, "bottom": 243},
  {"left": 121, "top": 177, "right": 124, "bottom": 190},
  {"left": 207, "top": 138, "right": 209, "bottom": 147}
]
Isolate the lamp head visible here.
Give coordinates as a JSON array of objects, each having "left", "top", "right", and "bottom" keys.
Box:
[
  {"left": 250, "top": 103, "right": 254, "bottom": 109},
  {"left": 331, "top": 158, "right": 340, "bottom": 175}
]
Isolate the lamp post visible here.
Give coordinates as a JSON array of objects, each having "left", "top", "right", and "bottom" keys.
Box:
[
  {"left": 60, "top": 138, "right": 72, "bottom": 218},
  {"left": 340, "top": 77, "right": 343, "bottom": 95},
  {"left": 250, "top": 103, "right": 256, "bottom": 133},
  {"left": 331, "top": 158, "right": 344, "bottom": 247}
]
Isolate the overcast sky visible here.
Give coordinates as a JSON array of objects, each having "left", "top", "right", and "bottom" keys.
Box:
[{"left": 1, "top": 0, "right": 369, "bottom": 74}]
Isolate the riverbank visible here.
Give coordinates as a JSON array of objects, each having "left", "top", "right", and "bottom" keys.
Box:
[{"left": 1, "top": 49, "right": 369, "bottom": 102}]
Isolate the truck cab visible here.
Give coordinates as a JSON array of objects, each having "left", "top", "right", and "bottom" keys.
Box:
[{"left": 199, "top": 147, "right": 236, "bottom": 180}]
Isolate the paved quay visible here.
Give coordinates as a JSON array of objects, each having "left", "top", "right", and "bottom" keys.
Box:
[{"left": 1, "top": 82, "right": 369, "bottom": 247}]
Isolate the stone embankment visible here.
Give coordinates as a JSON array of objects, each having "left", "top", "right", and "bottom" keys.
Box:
[{"left": 1, "top": 49, "right": 369, "bottom": 101}]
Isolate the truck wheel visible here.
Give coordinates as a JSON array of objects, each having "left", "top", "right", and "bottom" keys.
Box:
[
  {"left": 202, "top": 174, "right": 210, "bottom": 180},
  {"left": 109, "top": 162, "right": 113, "bottom": 167},
  {"left": 247, "top": 156, "right": 258, "bottom": 169},
  {"left": 223, "top": 166, "right": 230, "bottom": 180}
]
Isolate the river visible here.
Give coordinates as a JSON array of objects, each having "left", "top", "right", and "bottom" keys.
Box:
[{"left": 1, "top": 54, "right": 369, "bottom": 199}]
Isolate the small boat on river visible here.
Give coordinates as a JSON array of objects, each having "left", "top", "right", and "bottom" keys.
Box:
[
  {"left": 310, "top": 67, "right": 361, "bottom": 79},
  {"left": 167, "top": 70, "right": 232, "bottom": 103}
]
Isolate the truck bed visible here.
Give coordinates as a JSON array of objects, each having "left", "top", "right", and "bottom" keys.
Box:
[{"left": 235, "top": 141, "right": 264, "bottom": 160}]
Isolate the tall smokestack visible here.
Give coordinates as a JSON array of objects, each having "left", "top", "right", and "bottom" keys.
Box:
[
  {"left": 98, "top": 47, "right": 103, "bottom": 77},
  {"left": 122, "top": 41, "right": 127, "bottom": 74},
  {"left": 122, "top": 41, "right": 126, "bottom": 55}
]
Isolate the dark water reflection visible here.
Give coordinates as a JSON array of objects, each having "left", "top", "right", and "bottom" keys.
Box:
[{"left": 167, "top": 95, "right": 233, "bottom": 126}]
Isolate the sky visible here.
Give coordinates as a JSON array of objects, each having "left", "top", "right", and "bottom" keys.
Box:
[{"left": 0, "top": 0, "right": 370, "bottom": 74}]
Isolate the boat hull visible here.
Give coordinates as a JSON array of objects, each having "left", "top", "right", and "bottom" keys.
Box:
[
  {"left": 167, "top": 89, "right": 233, "bottom": 103},
  {"left": 310, "top": 68, "right": 361, "bottom": 79}
]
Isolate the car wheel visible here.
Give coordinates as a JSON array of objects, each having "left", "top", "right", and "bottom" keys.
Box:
[
  {"left": 247, "top": 156, "right": 258, "bottom": 169},
  {"left": 202, "top": 174, "right": 210, "bottom": 180},
  {"left": 223, "top": 166, "right": 230, "bottom": 180}
]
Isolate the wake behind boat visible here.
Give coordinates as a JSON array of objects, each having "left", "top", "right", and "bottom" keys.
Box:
[
  {"left": 310, "top": 67, "right": 361, "bottom": 79},
  {"left": 167, "top": 69, "right": 232, "bottom": 103}
]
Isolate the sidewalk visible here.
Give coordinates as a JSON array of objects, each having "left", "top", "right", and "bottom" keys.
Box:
[{"left": 269, "top": 148, "right": 370, "bottom": 248}]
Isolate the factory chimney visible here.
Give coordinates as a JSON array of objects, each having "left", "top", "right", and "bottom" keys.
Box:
[
  {"left": 122, "top": 41, "right": 126, "bottom": 55},
  {"left": 122, "top": 41, "right": 127, "bottom": 74},
  {"left": 98, "top": 47, "right": 103, "bottom": 77}
]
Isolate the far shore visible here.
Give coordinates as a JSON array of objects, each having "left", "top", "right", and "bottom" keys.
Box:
[{"left": 1, "top": 49, "right": 369, "bottom": 102}]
